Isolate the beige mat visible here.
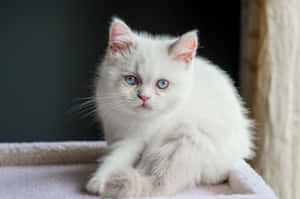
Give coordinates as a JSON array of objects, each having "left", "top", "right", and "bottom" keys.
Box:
[{"left": 0, "top": 141, "right": 277, "bottom": 199}]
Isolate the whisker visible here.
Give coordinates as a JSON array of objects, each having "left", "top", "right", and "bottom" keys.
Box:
[{"left": 68, "top": 97, "right": 96, "bottom": 119}]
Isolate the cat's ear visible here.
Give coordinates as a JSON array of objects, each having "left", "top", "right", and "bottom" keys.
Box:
[
  {"left": 169, "top": 31, "right": 198, "bottom": 65},
  {"left": 108, "top": 18, "right": 137, "bottom": 56}
]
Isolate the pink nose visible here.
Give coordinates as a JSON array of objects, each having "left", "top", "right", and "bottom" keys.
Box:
[{"left": 138, "top": 94, "right": 150, "bottom": 102}]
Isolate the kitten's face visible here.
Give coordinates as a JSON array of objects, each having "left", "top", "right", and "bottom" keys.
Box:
[{"left": 96, "top": 18, "right": 197, "bottom": 119}]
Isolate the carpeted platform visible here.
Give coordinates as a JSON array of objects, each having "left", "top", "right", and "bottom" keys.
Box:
[{"left": 0, "top": 141, "right": 278, "bottom": 199}]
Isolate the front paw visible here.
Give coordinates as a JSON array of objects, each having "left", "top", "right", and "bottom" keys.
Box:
[
  {"left": 86, "top": 176, "right": 104, "bottom": 195},
  {"left": 102, "top": 169, "right": 142, "bottom": 199}
]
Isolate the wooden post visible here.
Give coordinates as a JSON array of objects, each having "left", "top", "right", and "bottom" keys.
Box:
[{"left": 240, "top": 1, "right": 300, "bottom": 199}]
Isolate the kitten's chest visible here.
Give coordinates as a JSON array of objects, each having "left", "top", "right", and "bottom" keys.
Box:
[{"left": 103, "top": 117, "right": 159, "bottom": 143}]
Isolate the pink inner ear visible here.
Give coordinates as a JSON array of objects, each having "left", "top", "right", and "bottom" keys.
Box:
[
  {"left": 174, "top": 35, "right": 197, "bottom": 64},
  {"left": 109, "top": 22, "right": 134, "bottom": 55},
  {"left": 175, "top": 51, "right": 194, "bottom": 63},
  {"left": 110, "top": 22, "right": 130, "bottom": 41},
  {"left": 110, "top": 40, "right": 132, "bottom": 54}
]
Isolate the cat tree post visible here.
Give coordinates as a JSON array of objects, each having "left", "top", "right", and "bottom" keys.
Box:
[{"left": 240, "top": 1, "right": 300, "bottom": 199}]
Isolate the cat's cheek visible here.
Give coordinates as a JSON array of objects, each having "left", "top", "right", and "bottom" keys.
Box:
[
  {"left": 166, "top": 95, "right": 181, "bottom": 110},
  {"left": 154, "top": 89, "right": 160, "bottom": 96},
  {"left": 119, "top": 83, "right": 136, "bottom": 98}
]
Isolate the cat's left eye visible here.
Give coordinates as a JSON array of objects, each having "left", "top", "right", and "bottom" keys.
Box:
[
  {"left": 124, "top": 75, "right": 138, "bottom": 86},
  {"left": 156, "top": 79, "right": 169, "bottom": 89}
]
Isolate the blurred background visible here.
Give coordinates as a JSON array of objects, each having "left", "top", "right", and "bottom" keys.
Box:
[{"left": 0, "top": 1, "right": 241, "bottom": 142}]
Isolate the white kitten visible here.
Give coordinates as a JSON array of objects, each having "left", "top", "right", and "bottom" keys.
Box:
[{"left": 86, "top": 18, "right": 254, "bottom": 198}]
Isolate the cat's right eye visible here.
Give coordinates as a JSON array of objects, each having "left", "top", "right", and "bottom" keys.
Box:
[{"left": 124, "top": 75, "right": 138, "bottom": 86}]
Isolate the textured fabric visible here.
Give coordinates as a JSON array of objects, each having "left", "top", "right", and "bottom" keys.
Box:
[
  {"left": 0, "top": 141, "right": 277, "bottom": 199},
  {"left": 0, "top": 141, "right": 106, "bottom": 166},
  {"left": 0, "top": 164, "right": 233, "bottom": 199}
]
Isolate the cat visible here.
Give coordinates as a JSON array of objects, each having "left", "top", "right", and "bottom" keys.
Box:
[{"left": 86, "top": 18, "right": 254, "bottom": 199}]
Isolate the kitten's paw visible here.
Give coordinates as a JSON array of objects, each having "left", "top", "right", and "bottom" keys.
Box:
[
  {"left": 102, "top": 168, "right": 142, "bottom": 199},
  {"left": 86, "top": 176, "right": 104, "bottom": 195}
]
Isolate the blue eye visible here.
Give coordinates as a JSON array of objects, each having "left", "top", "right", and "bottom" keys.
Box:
[
  {"left": 124, "top": 75, "right": 137, "bottom": 85},
  {"left": 156, "top": 79, "right": 169, "bottom": 89}
]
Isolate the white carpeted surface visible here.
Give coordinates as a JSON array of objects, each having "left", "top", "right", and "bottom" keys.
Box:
[
  {"left": 0, "top": 141, "right": 278, "bottom": 199},
  {"left": 0, "top": 164, "right": 235, "bottom": 199}
]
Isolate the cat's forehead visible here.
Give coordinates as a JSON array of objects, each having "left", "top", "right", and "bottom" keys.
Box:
[
  {"left": 137, "top": 37, "right": 171, "bottom": 58},
  {"left": 134, "top": 40, "right": 174, "bottom": 77},
  {"left": 135, "top": 36, "right": 175, "bottom": 65}
]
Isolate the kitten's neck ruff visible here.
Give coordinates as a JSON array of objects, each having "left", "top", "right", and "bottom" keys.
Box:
[
  {"left": 100, "top": 102, "right": 181, "bottom": 143},
  {"left": 102, "top": 114, "right": 169, "bottom": 144}
]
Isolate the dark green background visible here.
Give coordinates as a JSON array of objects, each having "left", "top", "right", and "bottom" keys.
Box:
[{"left": 0, "top": 1, "right": 240, "bottom": 142}]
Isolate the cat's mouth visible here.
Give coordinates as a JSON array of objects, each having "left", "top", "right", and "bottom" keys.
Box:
[{"left": 137, "top": 103, "right": 152, "bottom": 110}]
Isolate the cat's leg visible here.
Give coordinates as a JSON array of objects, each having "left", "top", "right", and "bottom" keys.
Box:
[
  {"left": 145, "top": 131, "right": 203, "bottom": 196},
  {"left": 86, "top": 139, "right": 144, "bottom": 195},
  {"left": 102, "top": 128, "right": 203, "bottom": 198},
  {"left": 101, "top": 167, "right": 152, "bottom": 199}
]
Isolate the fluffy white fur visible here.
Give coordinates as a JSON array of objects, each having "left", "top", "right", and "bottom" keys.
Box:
[{"left": 86, "top": 18, "right": 254, "bottom": 198}]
